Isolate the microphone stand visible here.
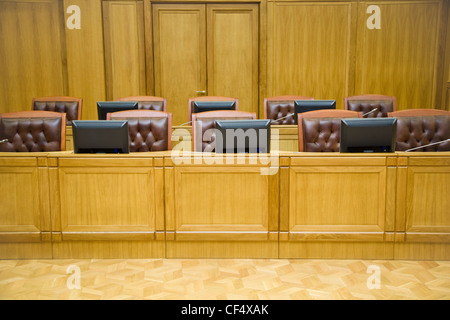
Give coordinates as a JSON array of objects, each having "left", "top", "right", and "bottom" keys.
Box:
[{"left": 405, "top": 139, "right": 450, "bottom": 152}]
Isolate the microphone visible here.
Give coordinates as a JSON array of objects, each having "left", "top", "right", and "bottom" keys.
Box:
[
  {"left": 0, "top": 139, "right": 8, "bottom": 144},
  {"left": 271, "top": 113, "right": 295, "bottom": 123},
  {"left": 405, "top": 138, "right": 450, "bottom": 152},
  {"left": 179, "top": 121, "right": 192, "bottom": 127},
  {"left": 362, "top": 108, "right": 378, "bottom": 117}
]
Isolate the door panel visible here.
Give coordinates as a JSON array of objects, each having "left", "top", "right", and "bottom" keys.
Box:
[
  {"left": 152, "top": 4, "right": 207, "bottom": 125},
  {"left": 207, "top": 4, "right": 259, "bottom": 115}
]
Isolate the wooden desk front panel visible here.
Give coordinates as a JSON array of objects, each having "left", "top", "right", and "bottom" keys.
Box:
[
  {"left": 49, "top": 154, "right": 165, "bottom": 258},
  {"left": 280, "top": 155, "right": 396, "bottom": 259},
  {"left": 0, "top": 151, "right": 448, "bottom": 260},
  {"left": 164, "top": 154, "right": 279, "bottom": 258},
  {"left": 0, "top": 155, "right": 52, "bottom": 258},
  {"left": 395, "top": 154, "right": 450, "bottom": 260}
]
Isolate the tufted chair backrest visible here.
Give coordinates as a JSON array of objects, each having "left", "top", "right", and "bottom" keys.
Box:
[
  {"left": 298, "top": 110, "right": 361, "bottom": 152},
  {"left": 345, "top": 95, "right": 396, "bottom": 118},
  {"left": 117, "top": 96, "right": 166, "bottom": 112},
  {"left": 264, "top": 96, "right": 314, "bottom": 125},
  {"left": 388, "top": 109, "right": 450, "bottom": 151},
  {"left": 32, "top": 96, "right": 82, "bottom": 125},
  {"left": 107, "top": 110, "right": 172, "bottom": 152},
  {"left": 0, "top": 111, "right": 66, "bottom": 152},
  {"left": 192, "top": 110, "right": 257, "bottom": 152}
]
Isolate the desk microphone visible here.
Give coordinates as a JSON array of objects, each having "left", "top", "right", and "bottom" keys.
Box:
[
  {"left": 362, "top": 108, "right": 378, "bottom": 117},
  {"left": 0, "top": 139, "right": 8, "bottom": 144},
  {"left": 404, "top": 138, "right": 450, "bottom": 152},
  {"left": 271, "top": 113, "right": 295, "bottom": 123},
  {"left": 179, "top": 121, "right": 192, "bottom": 127}
]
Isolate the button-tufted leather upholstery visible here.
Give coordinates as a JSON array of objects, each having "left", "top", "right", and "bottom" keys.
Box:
[
  {"left": 264, "top": 96, "right": 314, "bottom": 125},
  {"left": 32, "top": 96, "right": 82, "bottom": 126},
  {"left": 298, "top": 110, "right": 361, "bottom": 152},
  {"left": 192, "top": 110, "right": 256, "bottom": 152},
  {"left": 388, "top": 109, "right": 450, "bottom": 152},
  {"left": 345, "top": 95, "right": 396, "bottom": 118},
  {"left": 118, "top": 96, "right": 166, "bottom": 112},
  {"left": 0, "top": 111, "right": 66, "bottom": 152},
  {"left": 107, "top": 110, "right": 172, "bottom": 152},
  {"left": 188, "top": 96, "right": 238, "bottom": 122}
]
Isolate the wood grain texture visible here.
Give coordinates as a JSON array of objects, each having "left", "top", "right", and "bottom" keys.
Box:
[
  {"left": 0, "top": 0, "right": 65, "bottom": 113},
  {"left": 152, "top": 4, "right": 207, "bottom": 126},
  {"left": 206, "top": 4, "right": 259, "bottom": 115},
  {"left": 0, "top": 154, "right": 51, "bottom": 258},
  {"left": 1, "top": 151, "right": 449, "bottom": 260},
  {"left": 64, "top": 0, "right": 106, "bottom": 120},
  {"left": 268, "top": 2, "right": 354, "bottom": 109},
  {"left": 103, "top": 1, "right": 146, "bottom": 101},
  {"left": 355, "top": 1, "right": 443, "bottom": 109},
  {"left": 288, "top": 165, "right": 388, "bottom": 241},
  {"left": 169, "top": 165, "right": 276, "bottom": 241}
]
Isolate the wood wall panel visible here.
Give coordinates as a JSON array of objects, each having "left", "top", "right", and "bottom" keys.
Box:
[
  {"left": 355, "top": 1, "right": 443, "bottom": 109},
  {"left": 207, "top": 4, "right": 259, "bottom": 115},
  {"left": 103, "top": 1, "right": 146, "bottom": 101},
  {"left": 267, "top": 2, "right": 354, "bottom": 109},
  {"left": 152, "top": 4, "right": 207, "bottom": 125},
  {"left": 64, "top": 0, "right": 106, "bottom": 120},
  {"left": 0, "top": 0, "right": 65, "bottom": 113}
]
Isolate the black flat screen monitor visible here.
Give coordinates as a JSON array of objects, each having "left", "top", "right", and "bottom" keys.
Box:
[
  {"left": 72, "top": 120, "right": 130, "bottom": 154},
  {"left": 97, "top": 101, "right": 138, "bottom": 120},
  {"left": 193, "top": 101, "right": 236, "bottom": 115},
  {"left": 340, "top": 118, "right": 397, "bottom": 153},
  {"left": 294, "top": 100, "right": 336, "bottom": 124},
  {"left": 214, "top": 119, "right": 271, "bottom": 153}
]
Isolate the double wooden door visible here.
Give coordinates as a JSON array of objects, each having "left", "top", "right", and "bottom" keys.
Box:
[{"left": 152, "top": 3, "right": 259, "bottom": 125}]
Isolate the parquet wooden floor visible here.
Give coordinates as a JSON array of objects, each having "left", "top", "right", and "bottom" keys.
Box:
[{"left": 0, "top": 259, "right": 449, "bottom": 300}]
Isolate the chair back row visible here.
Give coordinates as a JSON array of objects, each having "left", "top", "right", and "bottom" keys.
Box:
[
  {"left": 297, "top": 108, "right": 450, "bottom": 152},
  {"left": 29, "top": 94, "right": 397, "bottom": 127},
  {"left": 2, "top": 107, "right": 449, "bottom": 153}
]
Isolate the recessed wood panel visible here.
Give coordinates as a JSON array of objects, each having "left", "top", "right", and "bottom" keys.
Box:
[
  {"left": 58, "top": 167, "right": 156, "bottom": 238},
  {"left": 207, "top": 4, "right": 259, "bottom": 115},
  {"left": 64, "top": 0, "right": 106, "bottom": 120},
  {"left": 268, "top": 2, "right": 354, "bottom": 108},
  {"left": 289, "top": 166, "right": 387, "bottom": 239},
  {"left": 355, "top": 1, "right": 442, "bottom": 109},
  {"left": 0, "top": 0, "right": 65, "bottom": 113},
  {"left": 152, "top": 4, "right": 206, "bottom": 126},
  {"left": 103, "top": 1, "right": 146, "bottom": 101},
  {"left": 173, "top": 167, "right": 269, "bottom": 236},
  {"left": 406, "top": 167, "right": 450, "bottom": 233}
]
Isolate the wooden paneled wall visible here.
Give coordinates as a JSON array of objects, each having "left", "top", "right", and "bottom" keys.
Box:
[{"left": 0, "top": 0, "right": 449, "bottom": 123}]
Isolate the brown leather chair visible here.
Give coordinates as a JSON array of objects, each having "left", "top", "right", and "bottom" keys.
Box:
[
  {"left": 107, "top": 110, "right": 172, "bottom": 152},
  {"left": 32, "top": 96, "right": 82, "bottom": 126},
  {"left": 345, "top": 94, "right": 396, "bottom": 118},
  {"left": 192, "top": 110, "right": 256, "bottom": 152},
  {"left": 298, "top": 110, "right": 361, "bottom": 152},
  {"left": 188, "top": 96, "right": 238, "bottom": 122},
  {"left": 0, "top": 111, "right": 66, "bottom": 152},
  {"left": 388, "top": 109, "right": 450, "bottom": 152},
  {"left": 117, "top": 96, "right": 166, "bottom": 112},
  {"left": 264, "top": 95, "right": 314, "bottom": 125}
]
